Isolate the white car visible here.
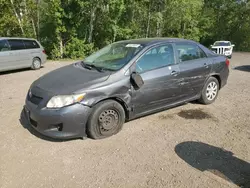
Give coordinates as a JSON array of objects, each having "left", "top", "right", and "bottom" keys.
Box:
[{"left": 210, "top": 41, "right": 235, "bottom": 58}]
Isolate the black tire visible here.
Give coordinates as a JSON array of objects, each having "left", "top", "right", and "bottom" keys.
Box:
[
  {"left": 31, "top": 57, "right": 41, "bottom": 70},
  {"left": 199, "top": 77, "right": 219, "bottom": 105},
  {"left": 86, "top": 100, "right": 125, "bottom": 139}
]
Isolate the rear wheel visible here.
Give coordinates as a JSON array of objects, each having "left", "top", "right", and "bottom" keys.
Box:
[
  {"left": 31, "top": 58, "right": 41, "bottom": 70},
  {"left": 86, "top": 100, "right": 125, "bottom": 139},
  {"left": 199, "top": 77, "right": 219, "bottom": 105}
]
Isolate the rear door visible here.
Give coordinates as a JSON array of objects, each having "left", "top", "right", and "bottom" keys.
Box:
[
  {"left": 175, "top": 42, "right": 212, "bottom": 98},
  {"left": 23, "top": 39, "right": 41, "bottom": 65},
  {"left": 7, "top": 39, "right": 29, "bottom": 68},
  {"left": 131, "top": 43, "right": 182, "bottom": 116},
  {"left": 0, "top": 39, "right": 12, "bottom": 71}
]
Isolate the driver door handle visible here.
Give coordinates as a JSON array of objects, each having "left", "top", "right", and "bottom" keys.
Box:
[{"left": 171, "top": 70, "right": 179, "bottom": 76}]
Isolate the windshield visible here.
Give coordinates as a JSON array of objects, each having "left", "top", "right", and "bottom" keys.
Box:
[
  {"left": 83, "top": 43, "right": 144, "bottom": 71},
  {"left": 214, "top": 42, "right": 231, "bottom": 46}
]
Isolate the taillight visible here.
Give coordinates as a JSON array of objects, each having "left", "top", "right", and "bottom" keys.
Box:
[
  {"left": 226, "top": 58, "right": 230, "bottom": 67},
  {"left": 42, "top": 50, "right": 46, "bottom": 54}
]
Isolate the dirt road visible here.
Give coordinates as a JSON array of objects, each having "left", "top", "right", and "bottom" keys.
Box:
[{"left": 0, "top": 53, "right": 250, "bottom": 188}]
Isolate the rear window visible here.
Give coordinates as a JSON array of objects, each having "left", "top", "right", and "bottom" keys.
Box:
[
  {"left": 23, "top": 40, "right": 40, "bottom": 49},
  {"left": 8, "top": 39, "right": 25, "bottom": 50},
  {"left": 0, "top": 40, "right": 10, "bottom": 52}
]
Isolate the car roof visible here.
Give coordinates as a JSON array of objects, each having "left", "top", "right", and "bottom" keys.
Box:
[
  {"left": 0, "top": 37, "right": 37, "bottom": 41},
  {"left": 117, "top": 37, "right": 196, "bottom": 46}
]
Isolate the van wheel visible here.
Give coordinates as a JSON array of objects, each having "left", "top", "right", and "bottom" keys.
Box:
[
  {"left": 199, "top": 77, "right": 219, "bottom": 105},
  {"left": 31, "top": 58, "right": 41, "bottom": 70},
  {"left": 86, "top": 100, "right": 125, "bottom": 139}
]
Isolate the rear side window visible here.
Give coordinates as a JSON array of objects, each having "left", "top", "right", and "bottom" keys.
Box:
[
  {"left": 0, "top": 40, "right": 10, "bottom": 52},
  {"left": 23, "top": 40, "right": 40, "bottom": 49},
  {"left": 8, "top": 39, "right": 25, "bottom": 50},
  {"left": 176, "top": 43, "right": 207, "bottom": 62}
]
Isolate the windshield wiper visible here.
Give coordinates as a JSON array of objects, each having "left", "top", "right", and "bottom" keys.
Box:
[{"left": 81, "top": 61, "right": 103, "bottom": 72}]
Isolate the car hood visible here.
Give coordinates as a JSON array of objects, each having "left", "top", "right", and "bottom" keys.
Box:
[{"left": 32, "top": 62, "right": 111, "bottom": 95}]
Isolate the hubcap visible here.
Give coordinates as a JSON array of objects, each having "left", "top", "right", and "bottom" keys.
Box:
[
  {"left": 206, "top": 81, "right": 218, "bottom": 101},
  {"left": 98, "top": 109, "right": 119, "bottom": 132},
  {"left": 33, "top": 60, "right": 40, "bottom": 68}
]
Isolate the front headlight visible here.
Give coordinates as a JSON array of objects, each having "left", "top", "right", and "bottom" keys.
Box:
[{"left": 46, "top": 93, "right": 86, "bottom": 108}]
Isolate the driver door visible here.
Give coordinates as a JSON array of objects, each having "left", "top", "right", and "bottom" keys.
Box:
[{"left": 131, "top": 43, "right": 182, "bottom": 117}]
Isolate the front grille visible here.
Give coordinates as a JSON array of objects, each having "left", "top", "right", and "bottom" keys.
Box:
[
  {"left": 28, "top": 94, "right": 43, "bottom": 105},
  {"left": 212, "top": 48, "right": 225, "bottom": 55},
  {"left": 212, "top": 49, "right": 217, "bottom": 53}
]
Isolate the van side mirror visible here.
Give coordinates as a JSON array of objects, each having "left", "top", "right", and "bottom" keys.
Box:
[
  {"left": 131, "top": 72, "right": 144, "bottom": 90},
  {"left": 232, "top": 44, "right": 235, "bottom": 47}
]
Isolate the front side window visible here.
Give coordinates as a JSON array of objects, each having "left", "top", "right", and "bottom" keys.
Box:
[
  {"left": 176, "top": 43, "right": 207, "bottom": 62},
  {"left": 8, "top": 39, "right": 25, "bottom": 50},
  {"left": 23, "top": 40, "right": 40, "bottom": 49},
  {"left": 0, "top": 40, "right": 10, "bottom": 52},
  {"left": 83, "top": 43, "right": 144, "bottom": 71},
  {"left": 136, "top": 44, "right": 175, "bottom": 73}
]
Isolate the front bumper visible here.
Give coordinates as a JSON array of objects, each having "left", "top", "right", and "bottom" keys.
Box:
[{"left": 24, "top": 99, "right": 92, "bottom": 139}]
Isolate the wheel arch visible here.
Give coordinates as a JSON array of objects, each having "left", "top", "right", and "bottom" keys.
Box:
[
  {"left": 33, "top": 56, "right": 41, "bottom": 62},
  {"left": 210, "top": 74, "right": 221, "bottom": 89},
  {"left": 91, "top": 97, "right": 130, "bottom": 121}
]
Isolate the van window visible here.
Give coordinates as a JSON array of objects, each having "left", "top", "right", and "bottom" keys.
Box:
[
  {"left": 8, "top": 39, "right": 25, "bottom": 50},
  {"left": 23, "top": 40, "right": 40, "bottom": 49},
  {"left": 0, "top": 40, "right": 10, "bottom": 52}
]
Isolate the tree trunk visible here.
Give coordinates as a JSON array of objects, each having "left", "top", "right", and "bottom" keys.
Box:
[
  {"left": 59, "top": 36, "right": 63, "bottom": 58},
  {"left": 10, "top": 0, "right": 24, "bottom": 35},
  {"left": 146, "top": 2, "right": 151, "bottom": 38},
  {"left": 31, "top": 18, "right": 37, "bottom": 39},
  {"left": 37, "top": 0, "right": 40, "bottom": 40},
  {"left": 88, "top": 6, "right": 97, "bottom": 43},
  {"left": 113, "top": 21, "right": 117, "bottom": 42},
  {"left": 131, "top": 1, "right": 135, "bottom": 22},
  {"left": 182, "top": 22, "right": 186, "bottom": 36},
  {"left": 156, "top": 19, "right": 160, "bottom": 37},
  {"left": 156, "top": 12, "right": 163, "bottom": 37}
]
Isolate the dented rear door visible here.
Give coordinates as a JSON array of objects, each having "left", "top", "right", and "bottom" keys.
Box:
[{"left": 175, "top": 42, "right": 212, "bottom": 98}]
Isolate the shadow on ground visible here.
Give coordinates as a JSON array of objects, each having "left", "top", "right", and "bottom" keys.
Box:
[
  {"left": 175, "top": 141, "right": 250, "bottom": 188},
  {"left": 19, "top": 108, "right": 81, "bottom": 142},
  {"left": 234, "top": 65, "right": 250, "bottom": 72},
  {"left": 0, "top": 66, "right": 44, "bottom": 75}
]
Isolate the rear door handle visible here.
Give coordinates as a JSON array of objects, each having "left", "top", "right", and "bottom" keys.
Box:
[
  {"left": 171, "top": 70, "right": 179, "bottom": 76},
  {"left": 204, "top": 63, "right": 209, "bottom": 68}
]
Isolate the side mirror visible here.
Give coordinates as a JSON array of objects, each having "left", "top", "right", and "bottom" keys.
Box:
[
  {"left": 131, "top": 72, "right": 144, "bottom": 90},
  {"left": 232, "top": 44, "right": 235, "bottom": 47}
]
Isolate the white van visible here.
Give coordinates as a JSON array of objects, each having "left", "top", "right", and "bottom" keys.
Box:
[{"left": 0, "top": 37, "right": 47, "bottom": 72}]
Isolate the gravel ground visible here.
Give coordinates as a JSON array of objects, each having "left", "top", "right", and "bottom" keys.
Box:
[{"left": 0, "top": 53, "right": 250, "bottom": 188}]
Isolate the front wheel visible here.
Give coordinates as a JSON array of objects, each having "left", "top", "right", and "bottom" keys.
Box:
[
  {"left": 199, "top": 77, "right": 219, "bottom": 105},
  {"left": 86, "top": 100, "right": 125, "bottom": 139}
]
